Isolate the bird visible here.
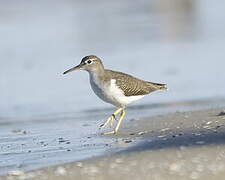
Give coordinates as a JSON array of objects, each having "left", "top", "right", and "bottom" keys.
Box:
[{"left": 63, "top": 55, "right": 167, "bottom": 135}]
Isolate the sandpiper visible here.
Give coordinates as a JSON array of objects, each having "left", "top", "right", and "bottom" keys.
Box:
[{"left": 63, "top": 55, "right": 167, "bottom": 134}]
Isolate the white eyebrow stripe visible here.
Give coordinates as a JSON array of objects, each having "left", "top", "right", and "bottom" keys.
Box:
[{"left": 87, "top": 58, "right": 96, "bottom": 61}]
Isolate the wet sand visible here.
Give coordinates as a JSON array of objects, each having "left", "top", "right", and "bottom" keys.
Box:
[{"left": 3, "top": 107, "right": 225, "bottom": 180}]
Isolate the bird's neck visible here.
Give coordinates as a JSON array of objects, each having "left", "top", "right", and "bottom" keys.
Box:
[{"left": 88, "top": 66, "right": 105, "bottom": 82}]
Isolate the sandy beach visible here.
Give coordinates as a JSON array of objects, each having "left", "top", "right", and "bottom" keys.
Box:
[{"left": 3, "top": 107, "right": 225, "bottom": 180}]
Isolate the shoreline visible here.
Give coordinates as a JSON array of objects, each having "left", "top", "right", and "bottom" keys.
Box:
[{"left": 3, "top": 107, "right": 225, "bottom": 180}]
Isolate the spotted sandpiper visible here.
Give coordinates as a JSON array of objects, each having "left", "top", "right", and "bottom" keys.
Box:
[{"left": 63, "top": 55, "right": 167, "bottom": 134}]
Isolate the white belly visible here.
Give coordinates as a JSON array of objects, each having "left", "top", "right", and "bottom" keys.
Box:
[{"left": 90, "top": 77, "right": 144, "bottom": 108}]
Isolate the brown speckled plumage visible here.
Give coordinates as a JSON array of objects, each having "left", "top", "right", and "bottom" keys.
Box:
[{"left": 104, "top": 70, "right": 167, "bottom": 96}]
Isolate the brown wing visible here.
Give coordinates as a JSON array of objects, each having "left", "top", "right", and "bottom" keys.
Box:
[{"left": 106, "top": 70, "right": 167, "bottom": 96}]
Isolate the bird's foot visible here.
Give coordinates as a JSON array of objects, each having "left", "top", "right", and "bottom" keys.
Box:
[
  {"left": 99, "top": 114, "right": 117, "bottom": 129},
  {"left": 102, "top": 130, "right": 117, "bottom": 135}
]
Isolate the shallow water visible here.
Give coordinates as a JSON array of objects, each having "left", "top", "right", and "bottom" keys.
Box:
[{"left": 0, "top": 0, "right": 225, "bottom": 175}]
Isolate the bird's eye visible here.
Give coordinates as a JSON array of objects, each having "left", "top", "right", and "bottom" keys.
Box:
[{"left": 87, "top": 60, "right": 92, "bottom": 64}]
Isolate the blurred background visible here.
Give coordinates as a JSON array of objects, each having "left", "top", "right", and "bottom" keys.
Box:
[
  {"left": 1, "top": 0, "right": 225, "bottom": 118},
  {"left": 1, "top": 0, "right": 225, "bottom": 175}
]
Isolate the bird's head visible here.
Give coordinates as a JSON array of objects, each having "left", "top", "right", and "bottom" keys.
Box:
[{"left": 63, "top": 55, "right": 104, "bottom": 74}]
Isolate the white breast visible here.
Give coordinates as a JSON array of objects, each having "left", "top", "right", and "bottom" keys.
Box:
[{"left": 90, "top": 75, "right": 144, "bottom": 108}]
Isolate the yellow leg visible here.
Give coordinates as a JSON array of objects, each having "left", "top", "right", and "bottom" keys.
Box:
[
  {"left": 115, "top": 110, "right": 126, "bottom": 133},
  {"left": 103, "top": 109, "right": 126, "bottom": 135},
  {"left": 99, "top": 108, "right": 123, "bottom": 129}
]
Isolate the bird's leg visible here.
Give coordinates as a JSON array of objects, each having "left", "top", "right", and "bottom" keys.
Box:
[
  {"left": 103, "top": 109, "right": 126, "bottom": 135},
  {"left": 114, "top": 110, "right": 126, "bottom": 133},
  {"left": 99, "top": 115, "right": 114, "bottom": 129},
  {"left": 99, "top": 108, "right": 122, "bottom": 129}
]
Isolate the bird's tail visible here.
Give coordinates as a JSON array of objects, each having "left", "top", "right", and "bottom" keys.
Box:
[{"left": 148, "top": 82, "right": 167, "bottom": 90}]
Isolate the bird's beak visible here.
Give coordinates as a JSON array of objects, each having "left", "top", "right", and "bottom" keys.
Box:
[{"left": 63, "top": 64, "right": 82, "bottom": 74}]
